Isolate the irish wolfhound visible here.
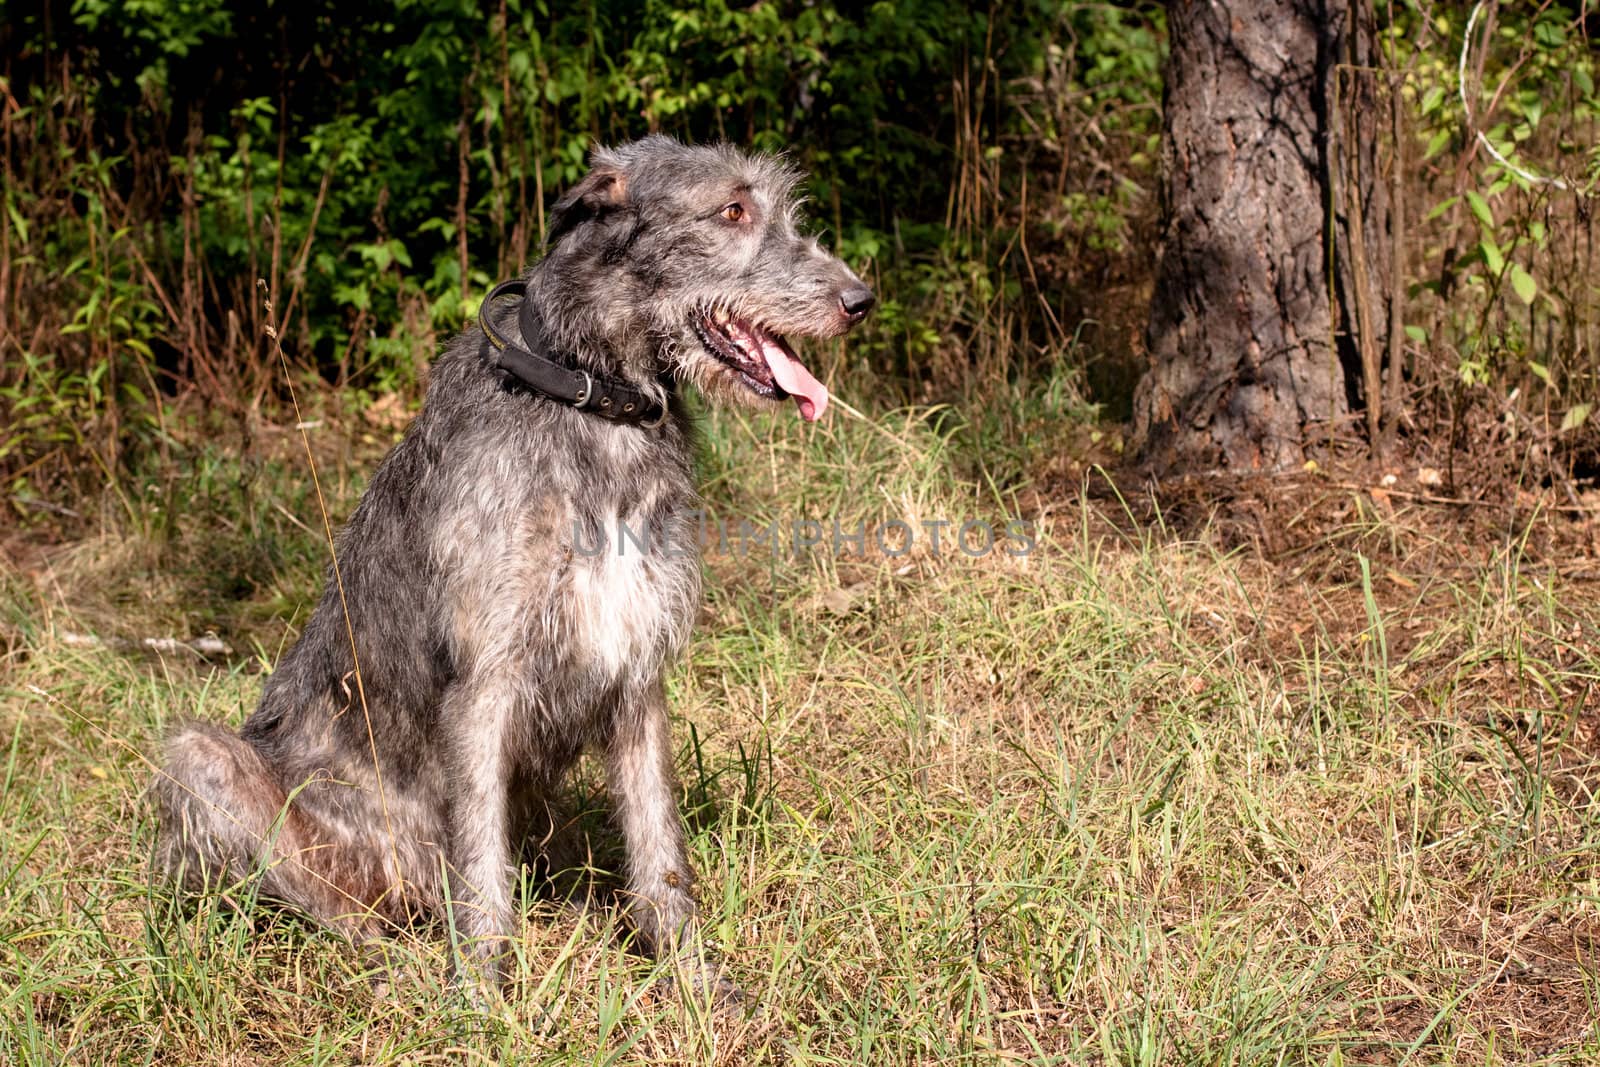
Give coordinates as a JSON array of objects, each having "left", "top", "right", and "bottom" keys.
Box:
[{"left": 152, "top": 136, "right": 874, "bottom": 999}]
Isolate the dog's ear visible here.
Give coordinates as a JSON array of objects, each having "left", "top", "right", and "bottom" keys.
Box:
[{"left": 547, "top": 164, "right": 628, "bottom": 247}]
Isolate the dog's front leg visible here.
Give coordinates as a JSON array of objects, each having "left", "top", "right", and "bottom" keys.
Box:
[
  {"left": 608, "top": 683, "right": 695, "bottom": 948},
  {"left": 608, "top": 682, "right": 738, "bottom": 1004},
  {"left": 441, "top": 676, "right": 517, "bottom": 991}
]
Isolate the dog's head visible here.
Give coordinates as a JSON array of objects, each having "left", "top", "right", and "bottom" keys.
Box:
[{"left": 538, "top": 136, "right": 874, "bottom": 423}]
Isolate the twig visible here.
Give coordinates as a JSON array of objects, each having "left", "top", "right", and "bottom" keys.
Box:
[
  {"left": 265, "top": 285, "right": 406, "bottom": 910},
  {"left": 58, "top": 631, "right": 233, "bottom": 657},
  {"left": 1332, "top": 479, "right": 1600, "bottom": 515},
  {"left": 274, "top": 156, "right": 337, "bottom": 344},
  {"left": 1460, "top": 0, "right": 1571, "bottom": 191}
]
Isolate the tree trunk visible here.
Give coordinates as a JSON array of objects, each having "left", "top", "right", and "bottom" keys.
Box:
[{"left": 1132, "top": 0, "right": 1390, "bottom": 473}]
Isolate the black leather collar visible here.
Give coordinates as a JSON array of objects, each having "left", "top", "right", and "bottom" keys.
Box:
[{"left": 478, "top": 279, "right": 668, "bottom": 427}]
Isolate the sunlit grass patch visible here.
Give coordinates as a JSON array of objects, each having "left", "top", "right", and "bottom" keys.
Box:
[{"left": 5, "top": 389, "right": 1600, "bottom": 1064}]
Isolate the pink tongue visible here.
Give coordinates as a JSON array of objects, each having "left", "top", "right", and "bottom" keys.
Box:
[{"left": 759, "top": 338, "right": 830, "bottom": 422}]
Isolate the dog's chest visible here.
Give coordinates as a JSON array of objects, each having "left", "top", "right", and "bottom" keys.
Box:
[{"left": 557, "top": 507, "right": 700, "bottom": 683}]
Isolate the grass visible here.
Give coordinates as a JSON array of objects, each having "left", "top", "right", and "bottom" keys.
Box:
[{"left": 4, "top": 374, "right": 1600, "bottom": 1065}]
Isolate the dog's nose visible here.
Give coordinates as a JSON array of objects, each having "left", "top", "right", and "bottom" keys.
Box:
[{"left": 839, "top": 284, "right": 876, "bottom": 320}]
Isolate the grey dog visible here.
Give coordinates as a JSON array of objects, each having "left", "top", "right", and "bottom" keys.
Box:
[{"left": 152, "top": 136, "right": 874, "bottom": 997}]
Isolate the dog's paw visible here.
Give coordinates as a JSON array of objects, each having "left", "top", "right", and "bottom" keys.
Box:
[
  {"left": 362, "top": 956, "right": 412, "bottom": 1002},
  {"left": 657, "top": 958, "right": 756, "bottom": 1016},
  {"left": 448, "top": 954, "right": 510, "bottom": 1014},
  {"left": 454, "top": 975, "right": 505, "bottom": 1015}
]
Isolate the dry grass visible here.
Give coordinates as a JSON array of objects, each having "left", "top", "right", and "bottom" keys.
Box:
[{"left": 3, "top": 393, "right": 1600, "bottom": 1065}]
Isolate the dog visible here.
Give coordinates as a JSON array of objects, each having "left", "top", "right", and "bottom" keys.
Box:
[{"left": 151, "top": 136, "right": 874, "bottom": 1001}]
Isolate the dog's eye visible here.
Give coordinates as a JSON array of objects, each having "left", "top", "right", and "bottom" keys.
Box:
[{"left": 720, "top": 202, "right": 745, "bottom": 223}]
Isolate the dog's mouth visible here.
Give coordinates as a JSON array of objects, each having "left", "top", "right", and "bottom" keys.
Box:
[{"left": 690, "top": 308, "right": 830, "bottom": 422}]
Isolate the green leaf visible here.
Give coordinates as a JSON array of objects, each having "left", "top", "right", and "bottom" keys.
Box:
[
  {"left": 1510, "top": 264, "right": 1537, "bottom": 305},
  {"left": 4, "top": 199, "right": 27, "bottom": 243},
  {"left": 1404, "top": 325, "right": 1427, "bottom": 344},
  {"left": 1425, "top": 195, "right": 1458, "bottom": 222},
  {"left": 1480, "top": 239, "right": 1504, "bottom": 276},
  {"left": 1528, "top": 361, "right": 1550, "bottom": 384},
  {"left": 1465, "top": 190, "right": 1495, "bottom": 230},
  {"left": 1561, "top": 403, "right": 1592, "bottom": 433}
]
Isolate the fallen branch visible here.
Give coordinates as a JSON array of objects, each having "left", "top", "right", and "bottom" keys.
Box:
[{"left": 58, "top": 631, "right": 232, "bottom": 657}]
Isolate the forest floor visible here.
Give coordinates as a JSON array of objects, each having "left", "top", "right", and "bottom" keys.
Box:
[{"left": 4, "top": 379, "right": 1600, "bottom": 1065}]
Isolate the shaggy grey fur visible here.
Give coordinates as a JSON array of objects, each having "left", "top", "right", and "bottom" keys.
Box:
[{"left": 151, "top": 136, "right": 873, "bottom": 998}]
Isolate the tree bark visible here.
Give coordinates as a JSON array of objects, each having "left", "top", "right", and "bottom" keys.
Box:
[{"left": 1133, "top": 0, "right": 1390, "bottom": 473}]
